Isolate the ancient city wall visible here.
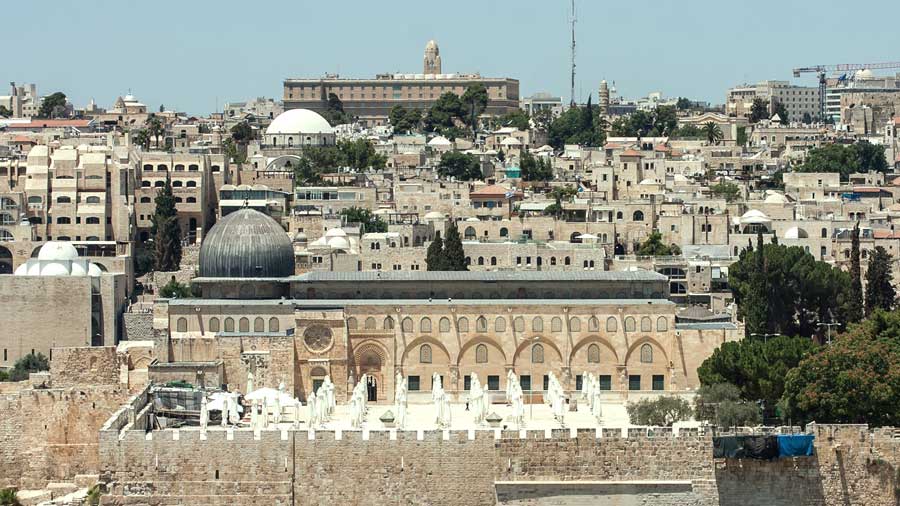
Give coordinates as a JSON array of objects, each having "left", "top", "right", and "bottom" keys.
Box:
[
  {"left": 98, "top": 424, "right": 900, "bottom": 506},
  {"left": 49, "top": 346, "right": 120, "bottom": 388},
  {"left": 0, "top": 385, "right": 131, "bottom": 489}
]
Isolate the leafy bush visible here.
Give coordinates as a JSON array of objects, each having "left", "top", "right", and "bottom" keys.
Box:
[
  {"left": 160, "top": 279, "right": 192, "bottom": 299},
  {"left": 9, "top": 353, "right": 49, "bottom": 381},
  {"left": 626, "top": 396, "right": 693, "bottom": 426},
  {"left": 694, "top": 383, "right": 761, "bottom": 428}
]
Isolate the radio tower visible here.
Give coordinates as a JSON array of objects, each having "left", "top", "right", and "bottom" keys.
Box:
[{"left": 569, "top": 0, "right": 577, "bottom": 107}]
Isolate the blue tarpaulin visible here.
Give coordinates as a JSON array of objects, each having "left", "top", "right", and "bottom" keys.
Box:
[{"left": 777, "top": 434, "right": 815, "bottom": 457}]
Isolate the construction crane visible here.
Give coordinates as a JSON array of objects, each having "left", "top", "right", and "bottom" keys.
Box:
[{"left": 793, "top": 61, "right": 900, "bottom": 118}]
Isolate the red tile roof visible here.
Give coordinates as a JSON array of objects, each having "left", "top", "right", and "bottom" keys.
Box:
[
  {"left": 853, "top": 186, "right": 883, "bottom": 193},
  {"left": 654, "top": 144, "right": 671, "bottom": 152},
  {"left": 12, "top": 135, "right": 35, "bottom": 143},
  {"left": 620, "top": 149, "right": 642, "bottom": 157},
  {"left": 470, "top": 184, "right": 519, "bottom": 198},
  {"left": 873, "top": 229, "right": 900, "bottom": 239}
]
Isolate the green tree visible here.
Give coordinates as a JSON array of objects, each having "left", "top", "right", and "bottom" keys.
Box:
[
  {"left": 749, "top": 97, "right": 768, "bottom": 123},
  {"left": 230, "top": 120, "right": 253, "bottom": 144},
  {"left": 772, "top": 100, "right": 788, "bottom": 124},
  {"left": 798, "top": 142, "right": 888, "bottom": 178},
  {"left": 437, "top": 151, "right": 482, "bottom": 181},
  {"left": 801, "top": 112, "right": 813, "bottom": 124},
  {"left": 498, "top": 109, "right": 530, "bottom": 130},
  {"left": 0, "top": 488, "right": 21, "bottom": 506},
  {"left": 848, "top": 222, "right": 864, "bottom": 323},
  {"left": 609, "top": 106, "right": 675, "bottom": 137},
  {"left": 694, "top": 383, "right": 762, "bottom": 429},
  {"left": 160, "top": 278, "right": 191, "bottom": 298},
  {"left": 441, "top": 223, "right": 467, "bottom": 271},
  {"left": 698, "top": 335, "right": 816, "bottom": 413},
  {"left": 292, "top": 157, "right": 323, "bottom": 185},
  {"left": 151, "top": 178, "right": 182, "bottom": 272},
  {"left": 338, "top": 139, "right": 386, "bottom": 171},
  {"left": 547, "top": 186, "right": 577, "bottom": 219},
  {"left": 865, "top": 246, "right": 896, "bottom": 315},
  {"left": 9, "top": 352, "right": 50, "bottom": 382},
  {"left": 389, "top": 105, "right": 422, "bottom": 133},
  {"left": 626, "top": 396, "right": 693, "bottom": 426},
  {"left": 322, "top": 93, "right": 350, "bottom": 125},
  {"left": 709, "top": 182, "right": 741, "bottom": 202},
  {"left": 425, "top": 92, "right": 465, "bottom": 133},
  {"left": 548, "top": 101, "right": 606, "bottom": 149},
  {"left": 340, "top": 206, "right": 387, "bottom": 233},
  {"left": 132, "top": 129, "right": 151, "bottom": 150},
  {"left": 636, "top": 231, "right": 681, "bottom": 256},
  {"left": 461, "top": 83, "right": 489, "bottom": 135},
  {"left": 147, "top": 116, "right": 165, "bottom": 149},
  {"left": 532, "top": 109, "right": 553, "bottom": 132},
  {"left": 425, "top": 231, "right": 445, "bottom": 271},
  {"left": 729, "top": 236, "right": 853, "bottom": 338},
  {"left": 0, "top": 105, "right": 12, "bottom": 117},
  {"left": 519, "top": 152, "right": 553, "bottom": 182},
  {"left": 37, "top": 92, "right": 67, "bottom": 119},
  {"left": 676, "top": 97, "right": 692, "bottom": 110},
  {"left": 736, "top": 126, "right": 748, "bottom": 146},
  {"left": 672, "top": 124, "right": 703, "bottom": 139},
  {"left": 781, "top": 310, "right": 900, "bottom": 426},
  {"left": 703, "top": 122, "right": 723, "bottom": 145}
]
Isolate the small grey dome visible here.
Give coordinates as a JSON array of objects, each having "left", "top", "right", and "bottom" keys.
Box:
[{"left": 199, "top": 209, "right": 294, "bottom": 278}]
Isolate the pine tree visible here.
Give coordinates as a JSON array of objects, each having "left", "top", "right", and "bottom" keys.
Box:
[
  {"left": 743, "top": 230, "right": 768, "bottom": 337},
  {"left": 425, "top": 231, "right": 445, "bottom": 271},
  {"left": 865, "top": 246, "right": 896, "bottom": 315},
  {"left": 441, "top": 223, "right": 468, "bottom": 271},
  {"left": 848, "top": 222, "right": 864, "bottom": 322},
  {"left": 151, "top": 177, "right": 182, "bottom": 271}
]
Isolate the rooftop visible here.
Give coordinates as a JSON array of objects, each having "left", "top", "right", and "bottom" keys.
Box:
[{"left": 290, "top": 270, "right": 668, "bottom": 283}]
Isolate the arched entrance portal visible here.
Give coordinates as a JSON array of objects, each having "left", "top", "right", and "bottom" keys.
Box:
[
  {"left": 357, "top": 345, "right": 384, "bottom": 402},
  {"left": 0, "top": 246, "right": 12, "bottom": 274},
  {"left": 366, "top": 376, "right": 378, "bottom": 402}
]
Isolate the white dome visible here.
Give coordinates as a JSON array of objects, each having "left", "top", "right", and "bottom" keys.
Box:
[
  {"left": 27, "top": 262, "right": 41, "bottom": 275},
  {"left": 741, "top": 209, "right": 768, "bottom": 219},
  {"left": 324, "top": 228, "right": 348, "bottom": 238},
  {"left": 40, "top": 262, "right": 71, "bottom": 276},
  {"left": 428, "top": 136, "right": 451, "bottom": 146},
  {"left": 764, "top": 192, "right": 789, "bottom": 204},
  {"left": 639, "top": 178, "right": 657, "bottom": 185},
  {"left": 500, "top": 137, "right": 522, "bottom": 146},
  {"left": 14, "top": 264, "right": 27, "bottom": 275},
  {"left": 70, "top": 262, "right": 88, "bottom": 276},
  {"left": 37, "top": 241, "right": 79, "bottom": 261},
  {"left": 856, "top": 69, "right": 875, "bottom": 80},
  {"left": 783, "top": 226, "right": 809, "bottom": 239},
  {"left": 424, "top": 211, "right": 445, "bottom": 220},
  {"left": 265, "top": 109, "right": 333, "bottom": 135},
  {"left": 88, "top": 263, "right": 102, "bottom": 277},
  {"left": 327, "top": 236, "right": 351, "bottom": 250}
]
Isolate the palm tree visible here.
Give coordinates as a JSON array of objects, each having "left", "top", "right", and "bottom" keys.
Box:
[
  {"left": 147, "top": 116, "right": 165, "bottom": 149},
  {"left": 703, "top": 122, "right": 723, "bottom": 145},
  {"left": 132, "top": 129, "right": 150, "bottom": 150}
]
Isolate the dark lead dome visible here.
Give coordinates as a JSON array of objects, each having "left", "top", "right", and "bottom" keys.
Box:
[{"left": 199, "top": 209, "right": 294, "bottom": 278}]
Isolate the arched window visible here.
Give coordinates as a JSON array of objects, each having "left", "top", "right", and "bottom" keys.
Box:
[
  {"left": 85, "top": 196, "right": 101, "bottom": 204},
  {"left": 158, "top": 164, "right": 168, "bottom": 171},
  {"left": 239, "top": 317, "right": 250, "bottom": 333},
  {"left": 500, "top": 227, "right": 509, "bottom": 237},
  {"left": 494, "top": 317, "right": 506, "bottom": 332},
  {"left": 364, "top": 317, "right": 376, "bottom": 330},
  {"left": 821, "top": 227, "right": 828, "bottom": 238},
  {"left": 641, "top": 317, "right": 652, "bottom": 332},
  {"left": 490, "top": 257, "right": 497, "bottom": 266},
  {"left": 186, "top": 197, "right": 197, "bottom": 203},
  {"left": 476, "top": 316, "right": 488, "bottom": 332},
  {"left": 457, "top": 317, "right": 469, "bottom": 332},
  {"left": 176, "top": 317, "right": 187, "bottom": 332},
  {"left": 154, "top": 181, "right": 164, "bottom": 187},
  {"left": 189, "top": 164, "right": 199, "bottom": 171},
  {"left": 209, "top": 317, "right": 220, "bottom": 333},
  {"left": 348, "top": 317, "right": 358, "bottom": 330},
  {"left": 85, "top": 217, "right": 100, "bottom": 224},
  {"left": 143, "top": 164, "right": 153, "bottom": 172},
  {"left": 532, "top": 317, "right": 543, "bottom": 332},
  {"left": 633, "top": 210, "right": 644, "bottom": 221},
  {"left": 625, "top": 317, "right": 636, "bottom": 332},
  {"left": 569, "top": 317, "right": 581, "bottom": 332},
  {"left": 269, "top": 317, "right": 280, "bottom": 333},
  {"left": 587, "top": 344, "right": 600, "bottom": 363},
  {"left": 174, "top": 164, "right": 185, "bottom": 171},
  {"left": 439, "top": 317, "right": 451, "bottom": 333},
  {"left": 420, "top": 317, "right": 432, "bottom": 333},
  {"left": 513, "top": 317, "right": 524, "bottom": 332},
  {"left": 384, "top": 317, "right": 394, "bottom": 330},
  {"left": 606, "top": 317, "right": 618, "bottom": 332},
  {"left": 172, "top": 180, "right": 183, "bottom": 188},
  {"left": 551, "top": 317, "right": 562, "bottom": 332},
  {"left": 254, "top": 317, "right": 265, "bottom": 332},
  {"left": 640, "top": 344, "right": 653, "bottom": 363},
  {"left": 564, "top": 256, "right": 571, "bottom": 266},
  {"left": 175, "top": 197, "right": 183, "bottom": 203},
  {"left": 589, "top": 316, "right": 600, "bottom": 332},
  {"left": 420, "top": 344, "right": 432, "bottom": 364},
  {"left": 477, "top": 256, "right": 484, "bottom": 265},
  {"left": 224, "top": 318, "right": 234, "bottom": 332},
  {"left": 186, "top": 181, "right": 197, "bottom": 188},
  {"left": 657, "top": 317, "right": 668, "bottom": 332},
  {"left": 531, "top": 344, "right": 544, "bottom": 364},
  {"left": 401, "top": 317, "right": 413, "bottom": 332},
  {"left": 57, "top": 196, "right": 71, "bottom": 204},
  {"left": 464, "top": 226, "right": 476, "bottom": 239},
  {"left": 475, "top": 344, "right": 488, "bottom": 363},
  {"left": 141, "top": 181, "right": 151, "bottom": 188}
]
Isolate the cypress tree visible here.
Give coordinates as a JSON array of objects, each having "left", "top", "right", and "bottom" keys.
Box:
[
  {"left": 151, "top": 177, "right": 182, "bottom": 271},
  {"left": 425, "top": 231, "right": 445, "bottom": 271},
  {"left": 848, "top": 222, "right": 863, "bottom": 322},
  {"left": 441, "top": 223, "right": 468, "bottom": 271},
  {"left": 743, "top": 230, "right": 768, "bottom": 337},
  {"left": 865, "top": 246, "right": 895, "bottom": 315}
]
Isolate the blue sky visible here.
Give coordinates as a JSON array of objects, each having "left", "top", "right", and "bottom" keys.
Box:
[{"left": 5, "top": 0, "right": 899, "bottom": 115}]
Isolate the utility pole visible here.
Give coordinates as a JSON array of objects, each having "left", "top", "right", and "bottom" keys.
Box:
[
  {"left": 818, "top": 322, "right": 841, "bottom": 345},
  {"left": 569, "top": 0, "right": 577, "bottom": 107}
]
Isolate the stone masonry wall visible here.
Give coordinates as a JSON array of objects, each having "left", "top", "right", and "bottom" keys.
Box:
[
  {"left": 123, "top": 312, "right": 155, "bottom": 341},
  {"left": 97, "top": 425, "right": 900, "bottom": 506},
  {"left": 50, "top": 347, "right": 120, "bottom": 388},
  {"left": 0, "top": 385, "right": 131, "bottom": 489}
]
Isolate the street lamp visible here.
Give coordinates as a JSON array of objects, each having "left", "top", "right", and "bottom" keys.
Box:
[{"left": 749, "top": 332, "right": 778, "bottom": 343}]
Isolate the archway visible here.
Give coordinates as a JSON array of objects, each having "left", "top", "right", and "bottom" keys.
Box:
[{"left": 0, "top": 245, "right": 11, "bottom": 274}]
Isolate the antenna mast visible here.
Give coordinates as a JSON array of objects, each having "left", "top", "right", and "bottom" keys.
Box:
[{"left": 569, "top": 0, "right": 577, "bottom": 107}]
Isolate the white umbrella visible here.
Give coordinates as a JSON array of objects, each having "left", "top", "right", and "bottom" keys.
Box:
[
  {"left": 245, "top": 387, "right": 294, "bottom": 406},
  {"left": 208, "top": 392, "right": 243, "bottom": 414},
  {"left": 576, "top": 233, "right": 598, "bottom": 240}
]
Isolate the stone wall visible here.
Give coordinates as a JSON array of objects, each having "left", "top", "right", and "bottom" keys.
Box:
[
  {"left": 123, "top": 312, "right": 154, "bottom": 341},
  {"left": 97, "top": 424, "right": 900, "bottom": 506},
  {"left": 50, "top": 347, "right": 120, "bottom": 388},
  {"left": 0, "top": 385, "right": 130, "bottom": 490}
]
